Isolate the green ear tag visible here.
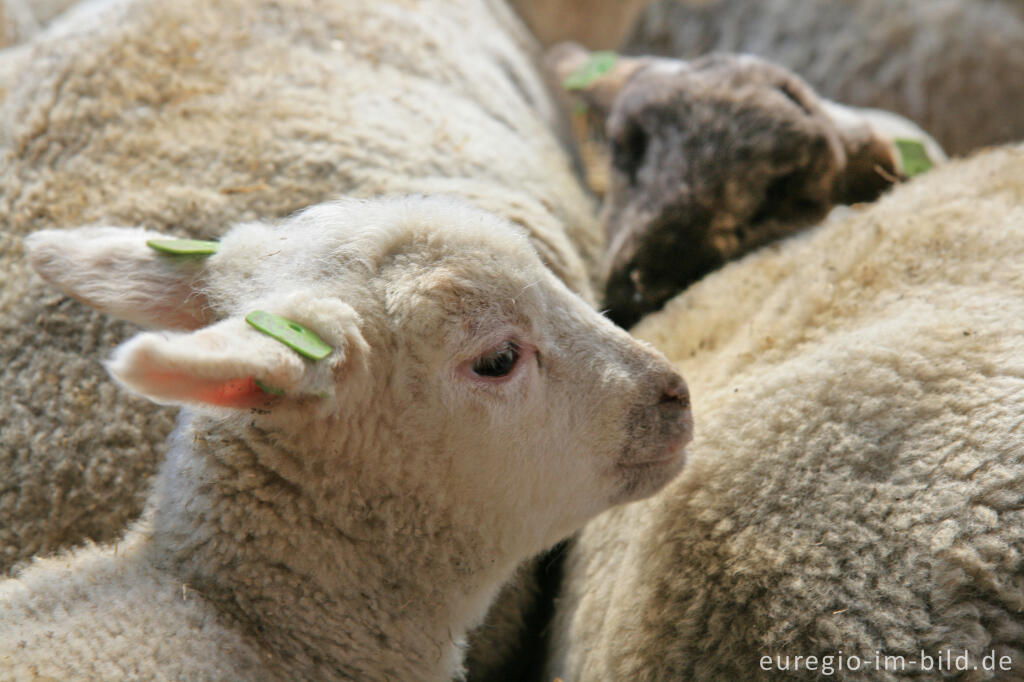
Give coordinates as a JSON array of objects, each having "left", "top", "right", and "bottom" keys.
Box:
[
  {"left": 253, "top": 378, "right": 285, "bottom": 396},
  {"left": 894, "top": 139, "right": 933, "bottom": 178},
  {"left": 563, "top": 51, "right": 619, "bottom": 91},
  {"left": 245, "top": 310, "right": 332, "bottom": 361},
  {"left": 147, "top": 239, "right": 220, "bottom": 256}
]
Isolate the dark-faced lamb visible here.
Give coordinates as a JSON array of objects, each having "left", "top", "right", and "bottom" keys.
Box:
[{"left": 548, "top": 45, "right": 944, "bottom": 327}]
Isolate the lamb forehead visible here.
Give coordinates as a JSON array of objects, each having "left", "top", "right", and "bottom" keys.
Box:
[
  {"left": 617, "top": 54, "right": 796, "bottom": 118},
  {"left": 211, "top": 197, "right": 542, "bottom": 298}
]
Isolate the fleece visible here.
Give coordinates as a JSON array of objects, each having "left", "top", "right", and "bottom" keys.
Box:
[{"left": 548, "top": 144, "right": 1024, "bottom": 680}]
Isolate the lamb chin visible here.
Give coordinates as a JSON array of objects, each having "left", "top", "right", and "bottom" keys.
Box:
[{"left": 611, "top": 443, "right": 688, "bottom": 504}]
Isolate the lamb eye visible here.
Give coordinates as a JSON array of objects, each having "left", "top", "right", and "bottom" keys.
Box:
[
  {"left": 472, "top": 341, "right": 520, "bottom": 378},
  {"left": 612, "top": 122, "right": 649, "bottom": 185}
]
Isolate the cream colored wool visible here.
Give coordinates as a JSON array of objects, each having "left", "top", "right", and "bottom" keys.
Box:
[
  {"left": 626, "top": 0, "right": 1024, "bottom": 156},
  {"left": 547, "top": 144, "right": 1024, "bottom": 680},
  {"left": 3, "top": 197, "right": 691, "bottom": 680},
  {"left": 0, "top": 0, "right": 600, "bottom": 574}
]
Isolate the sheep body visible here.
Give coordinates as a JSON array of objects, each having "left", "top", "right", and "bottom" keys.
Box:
[
  {"left": 4, "top": 196, "right": 691, "bottom": 680},
  {"left": 0, "top": 0, "right": 598, "bottom": 574},
  {"left": 547, "top": 144, "right": 1024, "bottom": 680},
  {"left": 625, "top": 0, "right": 1024, "bottom": 155},
  {"left": 1, "top": 535, "right": 266, "bottom": 679}
]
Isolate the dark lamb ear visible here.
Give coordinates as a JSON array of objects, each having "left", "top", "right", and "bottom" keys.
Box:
[
  {"left": 546, "top": 42, "right": 652, "bottom": 115},
  {"left": 24, "top": 226, "right": 215, "bottom": 330},
  {"left": 820, "top": 100, "right": 946, "bottom": 204}
]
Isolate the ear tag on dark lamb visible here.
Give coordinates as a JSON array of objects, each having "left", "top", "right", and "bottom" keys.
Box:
[
  {"left": 245, "top": 310, "right": 333, "bottom": 361},
  {"left": 894, "top": 138, "right": 933, "bottom": 178},
  {"left": 563, "top": 50, "right": 618, "bottom": 90},
  {"left": 146, "top": 238, "right": 221, "bottom": 255}
]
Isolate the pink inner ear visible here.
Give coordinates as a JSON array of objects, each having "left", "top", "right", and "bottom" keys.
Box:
[
  {"left": 196, "top": 377, "right": 270, "bottom": 408},
  {"left": 142, "top": 370, "right": 272, "bottom": 408}
]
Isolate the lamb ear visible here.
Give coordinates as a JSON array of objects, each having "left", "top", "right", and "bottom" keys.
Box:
[
  {"left": 546, "top": 42, "right": 652, "bottom": 113},
  {"left": 106, "top": 317, "right": 322, "bottom": 409},
  {"left": 25, "top": 226, "right": 214, "bottom": 330},
  {"left": 821, "top": 101, "right": 947, "bottom": 203}
]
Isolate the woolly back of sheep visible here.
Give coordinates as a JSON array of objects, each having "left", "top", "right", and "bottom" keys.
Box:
[{"left": 547, "top": 144, "right": 1024, "bottom": 680}]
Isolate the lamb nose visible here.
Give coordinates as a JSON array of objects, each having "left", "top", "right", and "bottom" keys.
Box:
[{"left": 659, "top": 375, "right": 690, "bottom": 409}]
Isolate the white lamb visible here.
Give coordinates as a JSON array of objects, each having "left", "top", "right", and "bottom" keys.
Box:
[
  {"left": 0, "top": 0, "right": 599, "bottom": 574},
  {"left": 3, "top": 196, "right": 692, "bottom": 680},
  {"left": 546, "top": 144, "right": 1024, "bottom": 681}
]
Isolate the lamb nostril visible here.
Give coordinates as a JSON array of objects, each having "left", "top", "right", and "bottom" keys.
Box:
[{"left": 659, "top": 377, "right": 690, "bottom": 408}]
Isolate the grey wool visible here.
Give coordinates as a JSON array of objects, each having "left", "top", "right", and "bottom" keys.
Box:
[{"left": 625, "top": 0, "right": 1024, "bottom": 156}]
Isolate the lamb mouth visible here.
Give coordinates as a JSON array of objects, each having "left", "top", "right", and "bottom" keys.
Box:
[
  {"left": 611, "top": 443, "right": 688, "bottom": 503},
  {"left": 617, "top": 437, "right": 689, "bottom": 470}
]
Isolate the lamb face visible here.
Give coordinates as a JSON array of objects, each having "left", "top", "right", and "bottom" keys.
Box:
[
  {"left": 28, "top": 196, "right": 692, "bottom": 565},
  {"left": 599, "top": 56, "right": 851, "bottom": 327}
]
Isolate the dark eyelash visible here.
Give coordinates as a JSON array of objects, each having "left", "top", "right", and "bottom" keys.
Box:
[{"left": 472, "top": 341, "right": 520, "bottom": 378}]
